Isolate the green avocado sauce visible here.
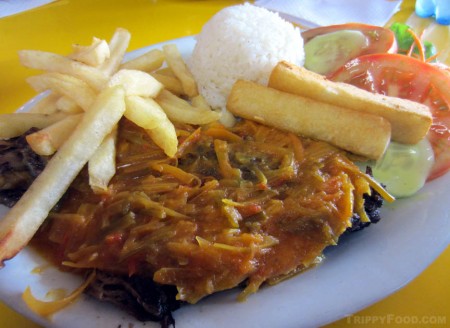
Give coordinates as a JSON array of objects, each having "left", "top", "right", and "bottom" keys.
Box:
[{"left": 360, "top": 139, "right": 435, "bottom": 198}]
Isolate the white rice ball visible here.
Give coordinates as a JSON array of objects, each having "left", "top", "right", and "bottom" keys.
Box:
[{"left": 188, "top": 3, "right": 305, "bottom": 121}]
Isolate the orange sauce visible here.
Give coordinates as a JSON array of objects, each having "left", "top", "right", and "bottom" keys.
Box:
[{"left": 33, "top": 119, "right": 372, "bottom": 304}]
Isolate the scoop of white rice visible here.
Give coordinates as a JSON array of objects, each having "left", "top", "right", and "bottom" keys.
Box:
[{"left": 188, "top": 3, "right": 304, "bottom": 122}]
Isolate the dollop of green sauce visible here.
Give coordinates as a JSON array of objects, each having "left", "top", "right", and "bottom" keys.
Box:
[{"left": 361, "top": 139, "right": 435, "bottom": 198}]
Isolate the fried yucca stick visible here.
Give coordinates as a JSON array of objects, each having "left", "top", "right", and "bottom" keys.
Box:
[
  {"left": 269, "top": 61, "right": 432, "bottom": 144},
  {"left": 227, "top": 80, "right": 391, "bottom": 159}
]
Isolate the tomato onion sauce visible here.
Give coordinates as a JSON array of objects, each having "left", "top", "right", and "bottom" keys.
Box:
[{"left": 32, "top": 118, "right": 379, "bottom": 304}]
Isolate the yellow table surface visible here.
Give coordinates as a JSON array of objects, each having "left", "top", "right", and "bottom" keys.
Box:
[{"left": 0, "top": 0, "right": 449, "bottom": 327}]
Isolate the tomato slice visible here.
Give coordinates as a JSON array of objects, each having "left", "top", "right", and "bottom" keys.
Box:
[
  {"left": 330, "top": 53, "right": 450, "bottom": 181},
  {"left": 302, "top": 23, "right": 397, "bottom": 76}
]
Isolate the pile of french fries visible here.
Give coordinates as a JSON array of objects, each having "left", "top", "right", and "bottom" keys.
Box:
[{"left": 0, "top": 28, "right": 220, "bottom": 265}]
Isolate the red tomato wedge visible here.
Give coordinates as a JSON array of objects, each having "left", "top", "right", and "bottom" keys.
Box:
[
  {"left": 302, "top": 23, "right": 397, "bottom": 75},
  {"left": 330, "top": 53, "right": 450, "bottom": 181}
]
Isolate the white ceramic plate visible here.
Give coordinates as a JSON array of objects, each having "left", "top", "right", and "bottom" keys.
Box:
[{"left": 1, "top": 36, "right": 450, "bottom": 328}]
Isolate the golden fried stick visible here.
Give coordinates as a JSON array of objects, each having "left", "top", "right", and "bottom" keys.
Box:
[
  {"left": 269, "top": 61, "right": 431, "bottom": 144},
  {"left": 227, "top": 80, "right": 391, "bottom": 159}
]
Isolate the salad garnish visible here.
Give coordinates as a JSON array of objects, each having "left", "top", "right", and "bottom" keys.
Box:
[{"left": 390, "top": 22, "right": 437, "bottom": 61}]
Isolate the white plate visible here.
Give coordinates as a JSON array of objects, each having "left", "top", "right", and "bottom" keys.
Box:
[{"left": 1, "top": 36, "right": 450, "bottom": 328}]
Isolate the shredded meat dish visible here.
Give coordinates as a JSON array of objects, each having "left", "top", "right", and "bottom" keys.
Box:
[{"left": 29, "top": 118, "right": 383, "bottom": 325}]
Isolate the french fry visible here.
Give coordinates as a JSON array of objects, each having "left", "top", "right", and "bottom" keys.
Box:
[
  {"left": 125, "top": 95, "right": 169, "bottom": 130},
  {"left": 154, "top": 67, "right": 176, "bottom": 77},
  {"left": 69, "top": 37, "right": 110, "bottom": 67},
  {"left": 56, "top": 96, "right": 83, "bottom": 114},
  {"left": 162, "top": 44, "right": 198, "bottom": 97},
  {"left": 27, "top": 92, "right": 59, "bottom": 114},
  {"left": 88, "top": 127, "right": 117, "bottom": 193},
  {"left": 27, "top": 72, "right": 96, "bottom": 111},
  {"left": 227, "top": 80, "right": 391, "bottom": 160},
  {"left": 0, "top": 85, "right": 126, "bottom": 265},
  {"left": 147, "top": 121, "right": 178, "bottom": 159},
  {"left": 156, "top": 89, "right": 220, "bottom": 125},
  {"left": 191, "top": 95, "right": 212, "bottom": 111},
  {"left": 108, "top": 69, "right": 163, "bottom": 97},
  {"left": 269, "top": 61, "right": 432, "bottom": 144},
  {"left": 125, "top": 95, "right": 178, "bottom": 157},
  {"left": 18, "top": 50, "right": 108, "bottom": 91},
  {"left": 120, "top": 48, "right": 165, "bottom": 72},
  {"left": 150, "top": 72, "right": 184, "bottom": 95},
  {"left": 100, "top": 28, "right": 131, "bottom": 76},
  {"left": 0, "top": 112, "right": 67, "bottom": 139},
  {"left": 26, "top": 114, "right": 83, "bottom": 156}
]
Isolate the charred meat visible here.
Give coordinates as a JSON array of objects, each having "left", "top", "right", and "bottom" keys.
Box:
[{"left": 0, "top": 128, "right": 48, "bottom": 207}]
